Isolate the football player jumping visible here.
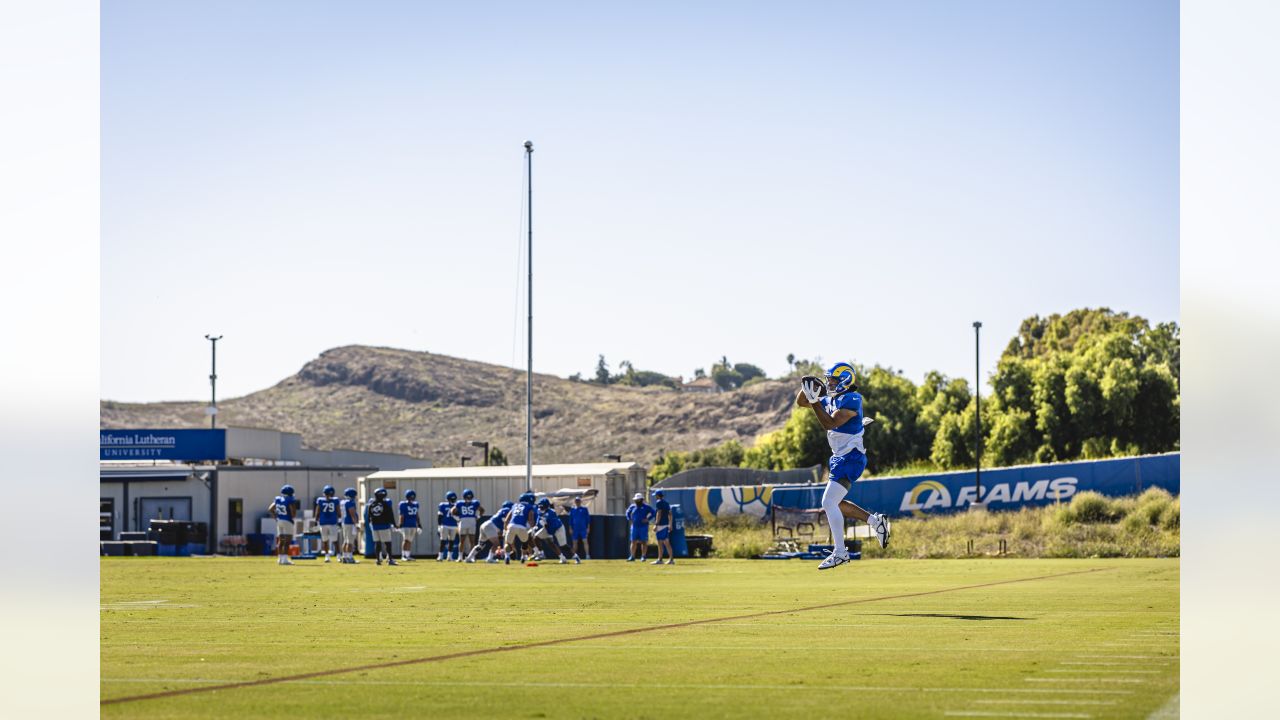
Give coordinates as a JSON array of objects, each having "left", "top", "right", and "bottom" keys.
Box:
[{"left": 796, "top": 362, "right": 891, "bottom": 570}]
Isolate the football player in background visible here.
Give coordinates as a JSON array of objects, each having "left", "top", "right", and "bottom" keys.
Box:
[
  {"left": 314, "top": 485, "right": 341, "bottom": 563},
  {"left": 796, "top": 361, "right": 891, "bottom": 571},
  {"left": 437, "top": 490, "right": 460, "bottom": 562},
  {"left": 532, "top": 497, "right": 573, "bottom": 564},
  {"left": 366, "top": 487, "right": 398, "bottom": 566},
  {"left": 503, "top": 492, "right": 537, "bottom": 565},
  {"left": 398, "top": 490, "right": 421, "bottom": 561},
  {"left": 267, "top": 484, "right": 298, "bottom": 566},
  {"left": 651, "top": 489, "right": 675, "bottom": 565},
  {"left": 453, "top": 489, "right": 483, "bottom": 562},
  {"left": 625, "top": 493, "right": 654, "bottom": 562},
  {"left": 340, "top": 487, "right": 360, "bottom": 564},
  {"left": 467, "top": 500, "right": 513, "bottom": 563},
  {"left": 568, "top": 496, "right": 591, "bottom": 562}
]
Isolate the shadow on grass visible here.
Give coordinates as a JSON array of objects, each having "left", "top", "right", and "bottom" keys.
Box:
[{"left": 878, "top": 613, "right": 1032, "bottom": 621}]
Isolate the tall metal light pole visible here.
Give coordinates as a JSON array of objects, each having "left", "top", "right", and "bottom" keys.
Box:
[
  {"left": 524, "top": 140, "right": 534, "bottom": 493},
  {"left": 205, "top": 334, "right": 222, "bottom": 429},
  {"left": 972, "top": 321, "right": 982, "bottom": 504}
]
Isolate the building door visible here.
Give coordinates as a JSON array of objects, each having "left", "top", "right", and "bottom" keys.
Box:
[
  {"left": 227, "top": 498, "right": 243, "bottom": 535},
  {"left": 138, "top": 497, "right": 192, "bottom": 530},
  {"left": 100, "top": 498, "right": 115, "bottom": 541}
]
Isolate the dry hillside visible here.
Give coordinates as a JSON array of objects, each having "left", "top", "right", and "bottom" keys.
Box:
[{"left": 100, "top": 345, "right": 797, "bottom": 467}]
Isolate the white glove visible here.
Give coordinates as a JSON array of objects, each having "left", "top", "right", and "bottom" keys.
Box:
[{"left": 801, "top": 376, "right": 825, "bottom": 404}]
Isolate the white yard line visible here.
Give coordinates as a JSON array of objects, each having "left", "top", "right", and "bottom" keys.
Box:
[
  {"left": 1025, "top": 678, "right": 1146, "bottom": 684},
  {"left": 99, "top": 677, "right": 1134, "bottom": 695},
  {"left": 942, "top": 707, "right": 1090, "bottom": 712},
  {"left": 1073, "top": 655, "right": 1178, "bottom": 660},
  {"left": 1061, "top": 661, "right": 1174, "bottom": 666},
  {"left": 1044, "top": 666, "right": 1167, "bottom": 671},
  {"left": 973, "top": 700, "right": 1117, "bottom": 706}
]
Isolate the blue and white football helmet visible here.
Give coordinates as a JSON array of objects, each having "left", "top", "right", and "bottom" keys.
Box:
[
  {"left": 824, "top": 362, "right": 856, "bottom": 394},
  {"left": 445, "top": 491, "right": 458, "bottom": 502},
  {"left": 280, "top": 484, "right": 295, "bottom": 496}
]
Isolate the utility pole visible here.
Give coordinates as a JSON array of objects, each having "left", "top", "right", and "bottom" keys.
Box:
[
  {"left": 524, "top": 140, "right": 534, "bottom": 493},
  {"left": 205, "top": 334, "right": 222, "bottom": 429}
]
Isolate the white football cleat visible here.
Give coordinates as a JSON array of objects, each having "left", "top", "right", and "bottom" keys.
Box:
[
  {"left": 872, "top": 514, "right": 891, "bottom": 549},
  {"left": 817, "top": 552, "right": 849, "bottom": 570}
]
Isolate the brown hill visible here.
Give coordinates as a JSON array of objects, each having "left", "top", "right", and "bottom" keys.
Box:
[{"left": 100, "top": 345, "right": 797, "bottom": 467}]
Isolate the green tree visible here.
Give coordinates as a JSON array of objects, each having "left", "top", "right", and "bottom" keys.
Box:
[
  {"left": 488, "top": 446, "right": 508, "bottom": 466},
  {"left": 734, "top": 363, "right": 766, "bottom": 384},
  {"left": 858, "top": 365, "right": 930, "bottom": 473},
  {"left": 594, "top": 355, "right": 611, "bottom": 385}
]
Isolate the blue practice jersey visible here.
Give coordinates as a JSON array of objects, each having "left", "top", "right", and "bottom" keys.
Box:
[
  {"left": 341, "top": 498, "right": 359, "bottom": 525},
  {"left": 569, "top": 506, "right": 591, "bottom": 534},
  {"left": 366, "top": 499, "right": 395, "bottom": 530},
  {"left": 508, "top": 501, "right": 534, "bottom": 528},
  {"left": 486, "top": 506, "right": 511, "bottom": 531},
  {"left": 654, "top": 499, "right": 671, "bottom": 525},
  {"left": 272, "top": 495, "right": 297, "bottom": 521},
  {"left": 626, "top": 503, "right": 655, "bottom": 527},
  {"left": 821, "top": 391, "right": 865, "bottom": 457},
  {"left": 438, "top": 501, "right": 458, "bottom": 527},
  {"left": 537, "top": 507, "right": 564, "bottom": 532},
  {"left": 315, "top": 496, "right": 340, "bottom": 525},
  {"left": 399, "top": 500, "right": 421, "bottom": 528},
  {"left": 456, "top": 500, "right": 482, "bottom": 519}
]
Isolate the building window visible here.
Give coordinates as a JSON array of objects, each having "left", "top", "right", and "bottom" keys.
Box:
[{"left": 101, "top": 498, "right": 114, "bottom": 541}]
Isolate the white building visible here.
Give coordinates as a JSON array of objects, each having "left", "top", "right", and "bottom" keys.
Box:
[
  {"left": 362, "top": 462, "right": 647, "bottom": 556},
  {"left": 99, "top": 426, "right": 431, "bottom": 549}
]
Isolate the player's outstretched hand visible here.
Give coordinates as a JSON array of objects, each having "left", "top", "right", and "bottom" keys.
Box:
[
  {"left": 800, "top": 375, "right": 826, "bottom": 404},
  {"left": 795, "top": 389, "right": 811, "bottom": 407}
]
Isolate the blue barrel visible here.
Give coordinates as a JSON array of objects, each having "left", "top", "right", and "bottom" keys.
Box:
[{"left": 671, "top": 504, "right": 688, "bottom": 558}]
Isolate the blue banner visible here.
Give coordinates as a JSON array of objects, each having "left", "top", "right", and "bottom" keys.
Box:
[
  {"left": 100, "top": 429, "right": 226, "bottom": 462},
  {"left": 666, "top": 453, "right": 1179, "bottom": 524}
]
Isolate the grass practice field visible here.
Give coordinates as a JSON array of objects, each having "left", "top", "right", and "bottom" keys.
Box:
[{"left": 101, "top": 557, "right": 1178, "bottom": 719}]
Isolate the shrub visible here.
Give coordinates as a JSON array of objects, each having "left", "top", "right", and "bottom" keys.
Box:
[
  {"left": 1160, "top": 498, "right": 1180, "bottom": 531},
  {"left": 1066, "top": 491, "right": 1113, "bottom": 523}
]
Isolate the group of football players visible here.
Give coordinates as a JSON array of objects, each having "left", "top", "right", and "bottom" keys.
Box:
[{"left": 266, "top": 484, "right": 599, "bottom": 567}]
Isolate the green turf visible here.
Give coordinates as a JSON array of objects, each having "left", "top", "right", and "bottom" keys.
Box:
[{"left": 101, "top": 557, "right": 1178, "bottom": 719}]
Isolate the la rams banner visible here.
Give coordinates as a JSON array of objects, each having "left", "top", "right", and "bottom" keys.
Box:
[
  {"left": 100, "top": 429, "right": 227, "bottom": 462},
  {"left": 658, "top": 485, "right": 779, "bottom": 524},
  {"left": 669, "top": 453, "right": 1179, "bottom": 524}
]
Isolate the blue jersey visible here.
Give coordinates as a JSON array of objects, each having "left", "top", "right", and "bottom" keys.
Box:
[
  {"left": 438, "top": 501, "right": 458, "bottom": 527},
  {"left": 366, "top": 499, "right": 395, "bottom": 530},
  {"left": 626, "top": 503, "right": 655, "bottom": 528},
  {"left": 486, "top": 506, "right": 511, "bottom": 531},
  {"left": 821, "top": 391, "right": 865, "bottom": 457},
  {"left": 508, "top": 501, "right": 534, "bottom": 528},
  {"left": 456, "top": 500, "right": 482, "bottom": 519},
  {"left": 537, "top": 507, "right": 563, "bottom": 532},
  {"left": 272, "top": 495, "right": 297, "bottom": 521},
  {"left": 315, "top": 496, "right": 340, "bottom": 525},
  {"left": 569, "top": 506, "right": 591, "bottom": 534},
  {"left": 399, "top": 500, "right": 421, "bottom": 528},
  {"left": 654, "top": 499, "right": 671, "bottom": 526},
  {"left": 341, "top": 498, "right": 359, "bottom": 525}
]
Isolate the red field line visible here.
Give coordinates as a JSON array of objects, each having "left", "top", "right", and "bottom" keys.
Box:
[{"left": 101, "top": 566, "right": 1108, "bottom": 707}]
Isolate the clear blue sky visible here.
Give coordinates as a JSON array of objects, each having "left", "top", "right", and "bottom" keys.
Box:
[{"left": 101, "top": 0, "right": 1178, "bottom": 402}]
